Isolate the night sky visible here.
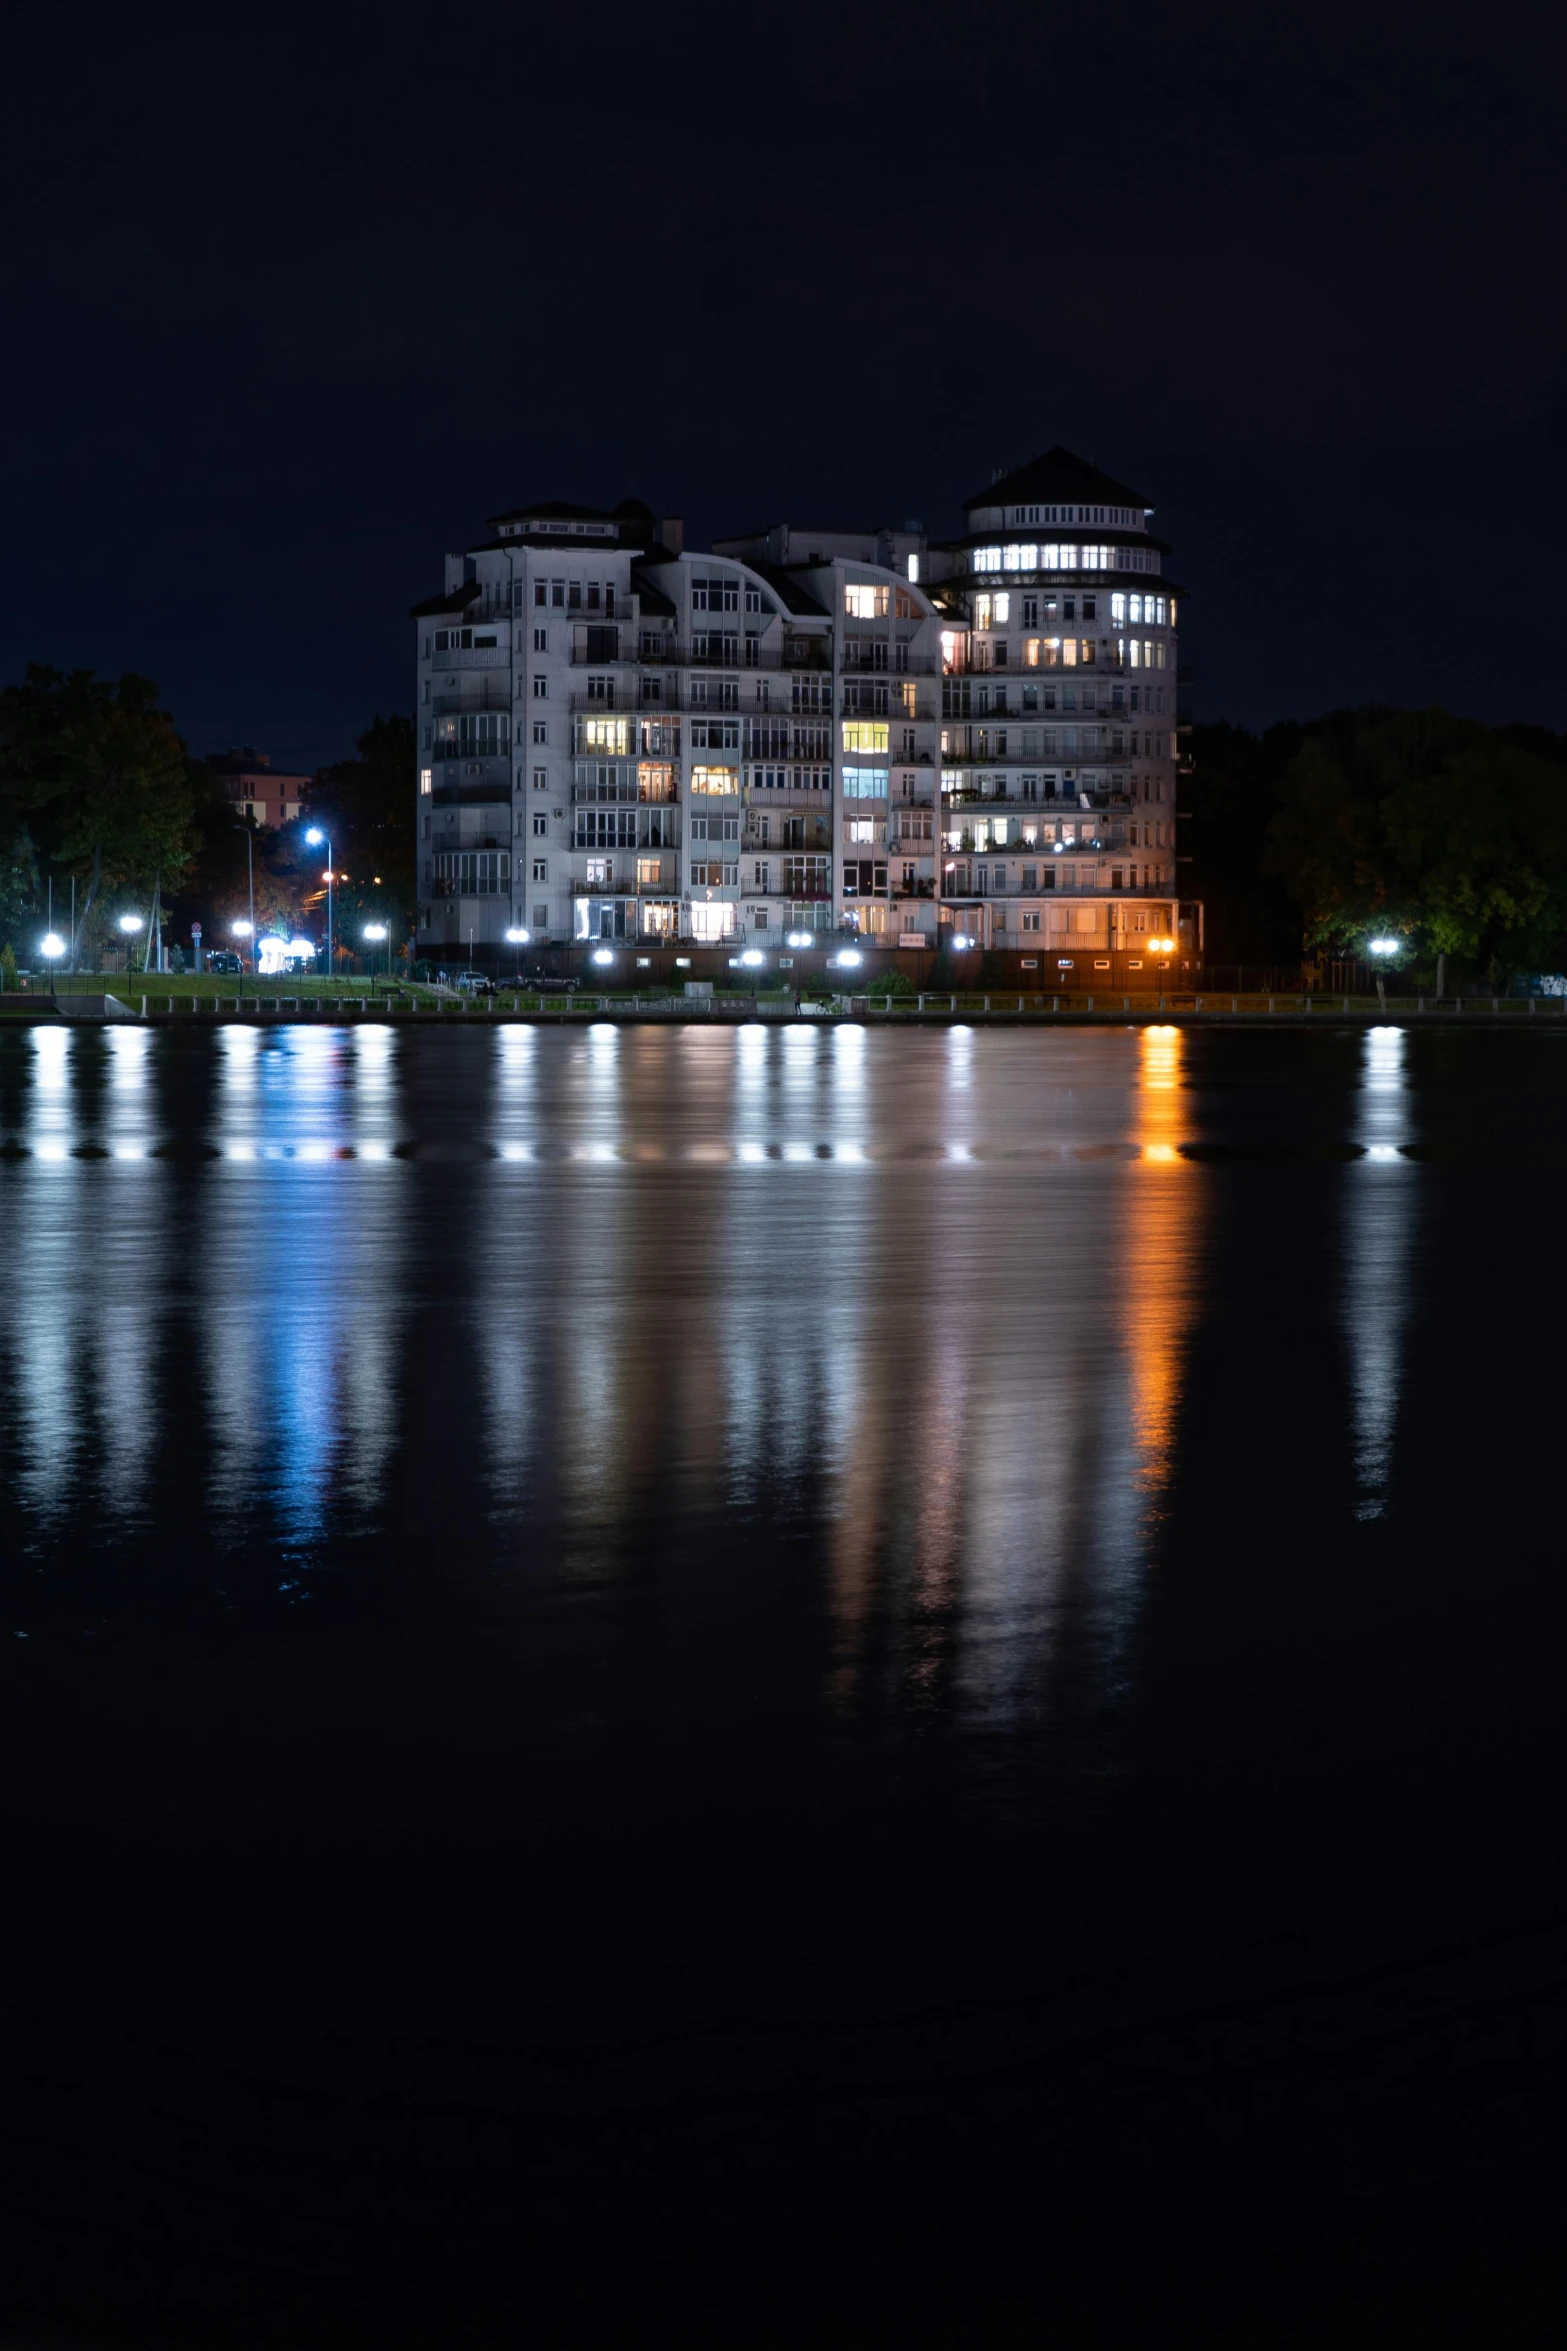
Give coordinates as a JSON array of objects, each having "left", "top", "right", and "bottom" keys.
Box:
[{"left": 4, "top": 2, "right": 1564, "bottom": 771}]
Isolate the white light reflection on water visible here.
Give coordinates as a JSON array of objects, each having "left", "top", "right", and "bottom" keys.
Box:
[{"left": 1345, "top": 1026, "right": 1416, "bottom": 1518}]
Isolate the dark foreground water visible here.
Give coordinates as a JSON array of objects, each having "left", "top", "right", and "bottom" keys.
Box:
[{"left": 2, "top": 1021, "right": 1565, "bottom": 2345}]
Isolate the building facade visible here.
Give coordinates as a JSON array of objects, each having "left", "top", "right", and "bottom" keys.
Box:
[
  {"left": 412, "top": 453, "right": 1192, "bottom": 972},
  {"left": 207, "top": 747, "right": 310, "bottom": 829}
]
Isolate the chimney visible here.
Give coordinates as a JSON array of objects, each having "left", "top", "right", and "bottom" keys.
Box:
[{"left": 659, "top": 516, "right": 684, "bottom": 555}]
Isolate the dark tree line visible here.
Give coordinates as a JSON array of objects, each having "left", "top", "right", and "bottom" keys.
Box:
[
  {"left": 0, "top": 665, "right": 415, "bottom": 970},
  {"left": 1183, "top": 708, "right": 1567, "bottom": 983}
]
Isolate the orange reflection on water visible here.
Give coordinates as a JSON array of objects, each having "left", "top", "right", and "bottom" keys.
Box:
[{"left": 1127, "top": 1025, "right": 1200, "bottom": 1496}]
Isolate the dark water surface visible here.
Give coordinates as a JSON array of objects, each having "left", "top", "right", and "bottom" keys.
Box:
[{"left": 2, "top": 1022, "right": 1564, "bottom": 2344}]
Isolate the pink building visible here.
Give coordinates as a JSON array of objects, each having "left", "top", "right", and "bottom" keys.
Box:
[{"left": 207, "top": 747, "right": 310, "bottom": 829}]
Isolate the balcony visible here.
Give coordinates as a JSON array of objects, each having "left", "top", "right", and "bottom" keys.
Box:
[
  {"left": 839, "top": 650, "right": 940, "bottom": 676},
  {"left": 431, "top": 688, "right": 512, "bottom": 716},
  {"left": 428, "top": 644, "right": 509, "bottom": 671},
  {"left": 569, "top": 628, "right": 634, "bottom": 665},
  {"left": 631, "top": 639, "right": 835, "bottom": 673}
]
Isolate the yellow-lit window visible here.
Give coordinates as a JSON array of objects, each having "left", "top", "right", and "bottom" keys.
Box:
[
  {"left": 580, "top": 716, "right": 628, "bottom": 754},
  {"left": 974, "top": 594, "right": 992, "bottom": 631},
  {"left": 897, "top": 680, "right": 916, "bottom": 712},
  {"left": 844, "top": 583, "right": 889, "bottom": 619},
  {"left": 637, "top": 857, "right": 662, "bottom": 886},
  {"left": 691, "top": 765, "right": 739, "bottom": 795},
  {"left": 419, "top": 768, "right": 432, "bottom": 794},
  {"left": 1024, "top": 639, "right": 1040, "bottom": 668},
  {"left": 638, "top": 762, "right": 675, "bottom": 801},
  {"left": 1081, "top": 639, "right": 1096, "bottom": 667},
  {"left": 994, "top": 592, "right": 1010, "bottom": 624},
  {"left": 842, "top": 722, "right": 889, "bottom": 755},
  {"left": 1062, "top": 639, "right": 1077, "bottom": 668}
]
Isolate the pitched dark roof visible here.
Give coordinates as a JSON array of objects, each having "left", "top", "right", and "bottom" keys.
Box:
[
  {"left": 408, "top": 582, "right": 484, "bottom": 618},
  {"left": 963, "top": 447, "right": 1151, "bottom": 514},
  {"left": 757, "top": 562, "right": 829, "bottom": 618},
  {"left": 631, "top": 568, "right": 677, "bottom": 618}
]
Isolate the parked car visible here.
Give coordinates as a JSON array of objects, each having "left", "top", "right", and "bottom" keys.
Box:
[
  {"left": 454, "top": 970, "right": 495, "bottom": 994},
  {"left": 205, "top": 950, "right": 244, "bottom": 975}
]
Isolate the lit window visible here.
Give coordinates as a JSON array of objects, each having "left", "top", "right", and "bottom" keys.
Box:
[
  {"left": 994, "top": 593, "right": 1010, "bottom": 624},
  {"left": 972, "top": 546, "right": 1002, "bottom": 573},
  {"left": 844, "top": 583, "right": 890, "bottom": 619},
  {"left": 842, "top": 722, "right": 889, "bottom": 755},
  {"left": 690, "top": 765, "right": 739, "bottom": 795},
  {"left": 842, "top": 768, "right": 888, "bottom": 798},
  {"left": 907, "top": 554, "right": 920, "bottom": 583},
  {"left": 578, "top": 716, "right": 629, "bottom": 754},
  {"left": 419, "top": 768, "right": 432, "bottom": 795}
]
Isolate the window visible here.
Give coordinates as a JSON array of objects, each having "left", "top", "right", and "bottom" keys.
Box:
[
  {"left": 551, "top": 581, "right": 565, "bottom": 607},
  {"left": 638, "top": 762, "right": 675, "bottom": 802},
  {"left": 1022, "top": 910, "right": 1041, "bottom": 931},
  {"left": 533, "top": 903, "right": 548, "bottom": 928},
  {"left": 433, "top": 851, "right": 511, "bottom": 896},
  {"left": 690, "top": 717, "right": 740, "bottom": 750},
  {"left": 744, "top": 583, "right": 764, "bottom": 613},
  {"left": 577, "top": 716, "right": 629, "bottom": 755},
  {"left": 844, "top": 582, "right": 890, "bottom": 619},
  {"left": 971, "top": 546, "right": 1002, "bottom": 573},
  {"left": 907, "top": 554, "right": 920, "bottom": 583},
  {"left": 528, "top": 856, "right": 547, "bottom": 882},
  {"left": 842, "top": 721, "right": 889, "bottom": 755},
  {"left": 533, "top": 766, "right": 548, "bottom": 790},
  {"left": 842, "top": 767, "right": 888, "bottom": 798},
  {"left": 691, "top": 575, "right": 739, "bottom": 612},
  {"left": 637, "top": 857, "right": 663, "bottom": 886},
  {"left": 533, "top": 625, "right": 548, "bottom": 652},
  {"left": 533, "top": 582, "right": 547, "bottom": 608},
  {"left": 533, "top": 674, "right": 548, "bottom": 699},
  {"left": 419, "top": 768, "right": 432, "bottom": 795},
  {"left": 690, "top": 765, "right": 739, "bottom": 795}
]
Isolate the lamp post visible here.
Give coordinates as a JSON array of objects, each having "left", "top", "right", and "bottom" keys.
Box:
[
  {"left": 118, "top": 912, "right": 142, "bottom": 981},
  {"left": 40, "top": 932, "right": 64, "bottom": 996},
  {"left": 505, "top": 925, "right": 529, "bottom": 982},
  {"left": 232, "top": 917, "right": 253, "bottom": 1002},
  {"left": 363, "top": 922, "right": 389, "bottom": 990},
  {"left": 232, "top": 826, "right": 255, "bottom": 973},
  {"left": 305, "top": 826, "right": 333, "bottom": 977}
]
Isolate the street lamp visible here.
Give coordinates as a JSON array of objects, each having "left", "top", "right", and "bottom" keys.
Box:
[
  {"left": 304, "top": 826, "right": 333, "bottom": 975},
  {"left": 118, "top": 912, "right": 141, "bottom": 979},
  {"left": 1367, "top": 936, "right": 1400, "bottom": 957},
  {"left": 505, "top": 926, "right": 529, "bottom": 982},
  {"left": 232, "top": 826, "right": 255, "bottom": 972},
  {"left": 362, "top": 921, "right": 389, "bottom": 987},
  {"left": 40, "top": 933, "right": 64, "bottom": 995}
]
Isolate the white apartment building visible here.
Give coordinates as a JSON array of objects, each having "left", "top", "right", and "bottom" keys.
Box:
[
  {"left": 920, "top": 449, "right": 1185, "bottom": 979},
  {"left": 412, "top": 453, "right": 1188, "bottom": 970}
]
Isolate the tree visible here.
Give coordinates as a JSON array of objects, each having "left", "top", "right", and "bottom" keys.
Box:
[
  {"left": 1265, "top": 709, "right": 1567, "bottom": 979},
  {"left": 0, "top": 666, "right": 198, "bottom": 969}
]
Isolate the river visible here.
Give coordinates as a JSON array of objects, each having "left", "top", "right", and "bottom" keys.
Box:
[{"left": 1, "top": 1021, "right": 1563, "bottom": 2344}]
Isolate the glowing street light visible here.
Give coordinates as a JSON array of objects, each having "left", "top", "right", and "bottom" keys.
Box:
[
  {"left": 592, "top": 946, "right": 614, "bottom": 966},
  {"left": 1368, "top": 936, "right": 1400, "bottom": 956},
  {"left": 304, "top": 825, "right": 334, "bottom": 972},
  {"left": 40, "top": 932, "right": 64, "bottom": 994},
  {"left": 786, "top": 931, "right": 813, "bottom": 949},
  {"left": 363, "top": 920, "right": 390, "bottom": 986},
  {"left": 953, "top": 934, "right": 974, "bottom": 951},
  {"left": 231, "top": 918, "right": 254, "bottom": 937},
  {"left": 740, "top": 948, "right": 764, "bottom": 968}
]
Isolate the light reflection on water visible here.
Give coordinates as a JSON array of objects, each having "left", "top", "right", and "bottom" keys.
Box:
[{"left": 0, "top": 1022, "right": 1438, "bottom": 1740}]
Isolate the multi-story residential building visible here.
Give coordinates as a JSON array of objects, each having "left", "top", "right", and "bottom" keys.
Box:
[
  {"left": 207, "top": 747, "right": 310, "bottom": 829},
  {"left": 412, "top": 501, "right": 943, "bottom": 955},
  {"left": 410, "top": 451, "right": 1191, "bottom": 973},
  {"left": 921, "top": 449, "right": 1186, "bottom": 979}
]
